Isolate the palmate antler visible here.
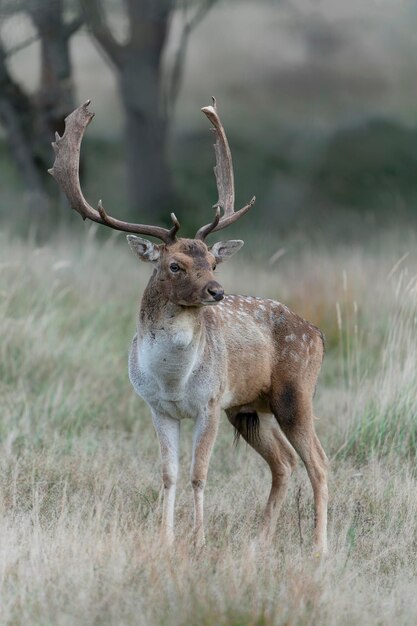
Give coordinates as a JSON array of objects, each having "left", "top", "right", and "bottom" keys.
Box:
[
  {"left": 48, "top": 100, "right": 180, "bottom": 244},
  {"left": 195, "top": 97, "right": 256, "bottom": 240},
  {"left": 49, "top": 99, "right": 254, "bottom": 243}
]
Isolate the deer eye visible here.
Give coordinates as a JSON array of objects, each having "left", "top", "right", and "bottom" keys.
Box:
[
  {"left": 213, "top": 264, "right": 217, "bottom": 271},
  {"left": 169, "top": 263, "right": 180, "bottom": 273}
]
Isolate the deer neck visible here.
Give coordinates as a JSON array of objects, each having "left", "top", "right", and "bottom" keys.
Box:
[
  {"left": 135, "top": 276, "right": 207, "bottom": 396},
  {"left": 137, "top": 274, "right": 205, "bottom": 349}
]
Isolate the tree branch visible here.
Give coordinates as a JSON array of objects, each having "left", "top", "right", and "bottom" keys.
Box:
[
  {"left": 2, "top": 33, "right": 40, "bottom": 59},
  {"left": 81, "top": 0, "right": 123, "bottom": 69},
  {"left": 163, "top": 0, "right": 218, "bottom": 118}
]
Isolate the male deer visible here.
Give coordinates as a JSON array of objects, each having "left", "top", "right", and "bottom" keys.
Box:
[{"left": 49, "top": 99, "right": 328, "bottom": 553}]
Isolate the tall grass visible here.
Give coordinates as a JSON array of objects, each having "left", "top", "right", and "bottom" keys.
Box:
[
  {"left": 333, "top": 262, "right": 417, "bottom": 462},
  {"left": 0, "top": 227, "right": 416, "bottom": 625}
]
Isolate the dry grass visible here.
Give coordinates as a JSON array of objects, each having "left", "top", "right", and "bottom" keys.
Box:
[{"left": 1, "top": 227, "right": 417, "bottom": 625}]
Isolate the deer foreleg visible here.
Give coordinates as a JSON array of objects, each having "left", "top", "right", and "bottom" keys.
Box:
[
  {"left": 152, "top": 413, "right": 180, "bottom": 546},
  {"left": 190, "top": 407, "right": 220, "bottom": 547}
]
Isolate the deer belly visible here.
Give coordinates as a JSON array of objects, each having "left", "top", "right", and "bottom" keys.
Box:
[{"left": 222, "top": 346, "right": 272, "bottom": 409}]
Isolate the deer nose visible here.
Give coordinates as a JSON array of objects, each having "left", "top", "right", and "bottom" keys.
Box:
[{"left": 206, "top": 281, "right": 224, "bottom": 301}]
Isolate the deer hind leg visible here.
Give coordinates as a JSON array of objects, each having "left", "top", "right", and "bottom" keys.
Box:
[
  {"left": 226, "top": 409, "right": 297, "bottom": 538},
  {"left": 152, "top": 413, "right": 180, "bottom": 546},
  {"left": 271, "top": 385, "right": 329, "bottom": 554}
]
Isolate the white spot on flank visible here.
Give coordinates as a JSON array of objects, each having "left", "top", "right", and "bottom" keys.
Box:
[
  {"left": 302, "top": 333, "right": 308, "bottom": 342},
  {"left": 285, "top": 334, "right": 296, "bottom": 342}
]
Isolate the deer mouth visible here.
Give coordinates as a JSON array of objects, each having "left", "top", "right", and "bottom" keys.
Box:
[{"left": 177, "top": 299, "right": 220, "bottom": 307}]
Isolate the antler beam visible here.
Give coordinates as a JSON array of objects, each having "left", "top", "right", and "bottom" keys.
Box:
[
  {"left": 49, "top": 101, "right": 179, "bottom": 244},
  {"left": 195, "top": 97, "right": 255, "bottom": 240}
]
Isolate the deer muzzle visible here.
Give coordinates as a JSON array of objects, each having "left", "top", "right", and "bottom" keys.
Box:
[{"left": 204, "top": 281, "right": 224, "bottom": 303}]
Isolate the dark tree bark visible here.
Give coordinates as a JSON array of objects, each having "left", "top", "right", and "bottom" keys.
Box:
[
  {"left": 0, "top": 0, "right": 82, "bottom": 222},
  {"left": 0, "top": 43, "right": 50, "bottom": 214},
  {"left": 29, "top": 0, "right": 80, "bottom": 138},
  {"left": 121, "top": 0, "right": 173, "bottom": 216},
  {"left": 120, "top": 60, "right": 173, "bottom": 217},
  {"left": 83, "top": 0, "right": 175, "bottom": 220}
]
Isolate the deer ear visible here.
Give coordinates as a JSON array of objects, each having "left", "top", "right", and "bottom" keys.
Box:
[
  {"left": 127, "top": 235, "right": 161, "bottom": 262},
  {"left": 210, "top": 240, "right": 244, "bottom": 264}
]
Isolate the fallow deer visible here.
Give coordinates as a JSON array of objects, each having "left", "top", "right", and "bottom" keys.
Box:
[{"left": 49, "top": 99, "right": 328, "bottom": 553}]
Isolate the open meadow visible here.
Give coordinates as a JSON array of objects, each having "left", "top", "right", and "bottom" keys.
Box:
[{"left": 0, "top": 225, "right": 416, "bottom": 625}]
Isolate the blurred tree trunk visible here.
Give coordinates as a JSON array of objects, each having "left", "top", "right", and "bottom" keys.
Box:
[
  {"left": 0, "top": 42, "right": 49, "bottom": 214},
  {"left": 28, "top": 0, "right": 81, "bottom": 139},
  {"left": 120, "top": 65, "right": 173, "bottom": 219},
  {"left": 0, "top": 0, "right": 81, "bottom": 223},
  {"left": 83, "top": 0, "right": 174, "bottom": 220},
  {"left": 122, "top": 0, "right": 173, "bottom": 215}
]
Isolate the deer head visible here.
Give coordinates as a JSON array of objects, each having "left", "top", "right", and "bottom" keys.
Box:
[
  {"left": 49, "top": 98, "right": 255, "bottom": 306},
  {"left": 127, "top": 236, "right": 243, "bottom": 306}
]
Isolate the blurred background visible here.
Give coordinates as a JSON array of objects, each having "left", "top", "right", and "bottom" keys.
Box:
[{"left": 1, "top": 0, "right": 417, "bottom": 242}]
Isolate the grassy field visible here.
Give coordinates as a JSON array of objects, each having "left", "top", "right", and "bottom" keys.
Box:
[{"left": 0, "top": 226, "right": 417, "bottom": 625}]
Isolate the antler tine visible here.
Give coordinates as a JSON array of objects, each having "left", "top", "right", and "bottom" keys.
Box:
[
  {"left": 169, "top": 212, "right": 181, "bottom": 240},
  {"left": 49, "top": 101, "right": 177, "bottom": 244},
  {"left": 194, "top": 207, "right": 221, "bottom": 241},
  {"left": 195, "top": 97, "right": 255, "bottom": 240}
]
